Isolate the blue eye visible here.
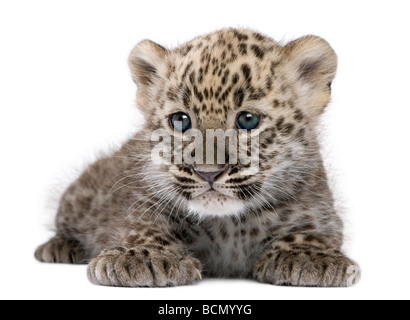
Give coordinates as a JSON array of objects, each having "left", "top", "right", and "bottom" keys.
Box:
[
  {"left": 170, "top": 112, "right": 192, "bottom": 132},
  {"left": 236, "top": 112, "right": 260, "bottom": 130}
]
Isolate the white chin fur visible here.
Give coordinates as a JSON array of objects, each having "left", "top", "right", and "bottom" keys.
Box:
[{"left": 187, "top": 192, "right": 245, "bottom": 218}]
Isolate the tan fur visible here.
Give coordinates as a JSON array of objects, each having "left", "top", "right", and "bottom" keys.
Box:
[{"left": 35, "top": 28, "right": 360, "bottom": 287}]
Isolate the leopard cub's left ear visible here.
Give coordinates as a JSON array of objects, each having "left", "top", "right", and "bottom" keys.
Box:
[
  {"left": 128, "top": 40, "right": 170, "bottom": 109},
  {"left": 283, "top": 36, "right": 337, "bottom": 116}
]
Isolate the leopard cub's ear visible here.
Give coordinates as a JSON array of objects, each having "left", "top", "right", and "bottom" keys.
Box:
[
  {"left": 128, "top": 40, "right": 169, "bottom": 101},
  {"left": 283, "top": 36, "right": 337, "bottom": 116}
]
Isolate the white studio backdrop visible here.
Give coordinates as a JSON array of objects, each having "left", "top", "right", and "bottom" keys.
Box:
[{"left": 0, "top": 0, "right": 409, "bottom": 300}]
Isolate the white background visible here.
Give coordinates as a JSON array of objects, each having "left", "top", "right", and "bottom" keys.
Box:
[{"left": 1, "top": 0, "right": 409, "bottom": 300}]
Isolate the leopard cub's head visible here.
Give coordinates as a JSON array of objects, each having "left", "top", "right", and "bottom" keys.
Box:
[{"left": 128, "top": 28, "right": 337, "bottom": 219}]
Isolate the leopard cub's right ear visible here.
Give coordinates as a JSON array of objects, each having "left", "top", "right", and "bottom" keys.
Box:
[
  {"left": 128, "top": 40, "right": 169, "bottom": 89},
  {"left": 282, "top": 36, "right": 337, "bottom": 117}
]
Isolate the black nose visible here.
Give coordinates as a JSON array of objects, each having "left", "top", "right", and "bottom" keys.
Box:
[{"left": 194, "top": 170, "right": 225, "bottom": 185}]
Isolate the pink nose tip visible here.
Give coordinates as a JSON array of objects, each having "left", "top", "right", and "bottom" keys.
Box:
[{"left": 194, "top": 170, "right": 225, "bottom": 185}]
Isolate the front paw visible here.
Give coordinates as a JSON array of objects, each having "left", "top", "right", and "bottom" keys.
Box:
[
  {"left": 255, "top": 247, "right": 360, "bottom": 287},
  {"left": 87, "top": 246, "right": 202, "bottom": 287}
]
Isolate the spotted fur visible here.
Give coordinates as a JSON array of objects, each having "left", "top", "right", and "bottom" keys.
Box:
[{"left": 35, "top": 28, "right": 360, "bottom": 287}]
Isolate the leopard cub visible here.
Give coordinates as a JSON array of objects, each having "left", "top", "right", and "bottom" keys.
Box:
[{"left": 36, "top": 28, "right": 360, "bottom": 287}]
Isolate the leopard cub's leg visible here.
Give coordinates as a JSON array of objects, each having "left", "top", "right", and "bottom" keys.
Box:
[
  {"left": 254, "top": 234, "right": 360, "bottom": 287},
  {"left": 87, "top": 228, "right": 202, "bottom": 288},
  {"left": 35, "top": 236, "right": 88, "bottom": 264}
]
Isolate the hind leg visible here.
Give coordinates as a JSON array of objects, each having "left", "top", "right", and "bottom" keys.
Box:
[{"left": 35, "top": 236, "right": 89, "bottom": 264}]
